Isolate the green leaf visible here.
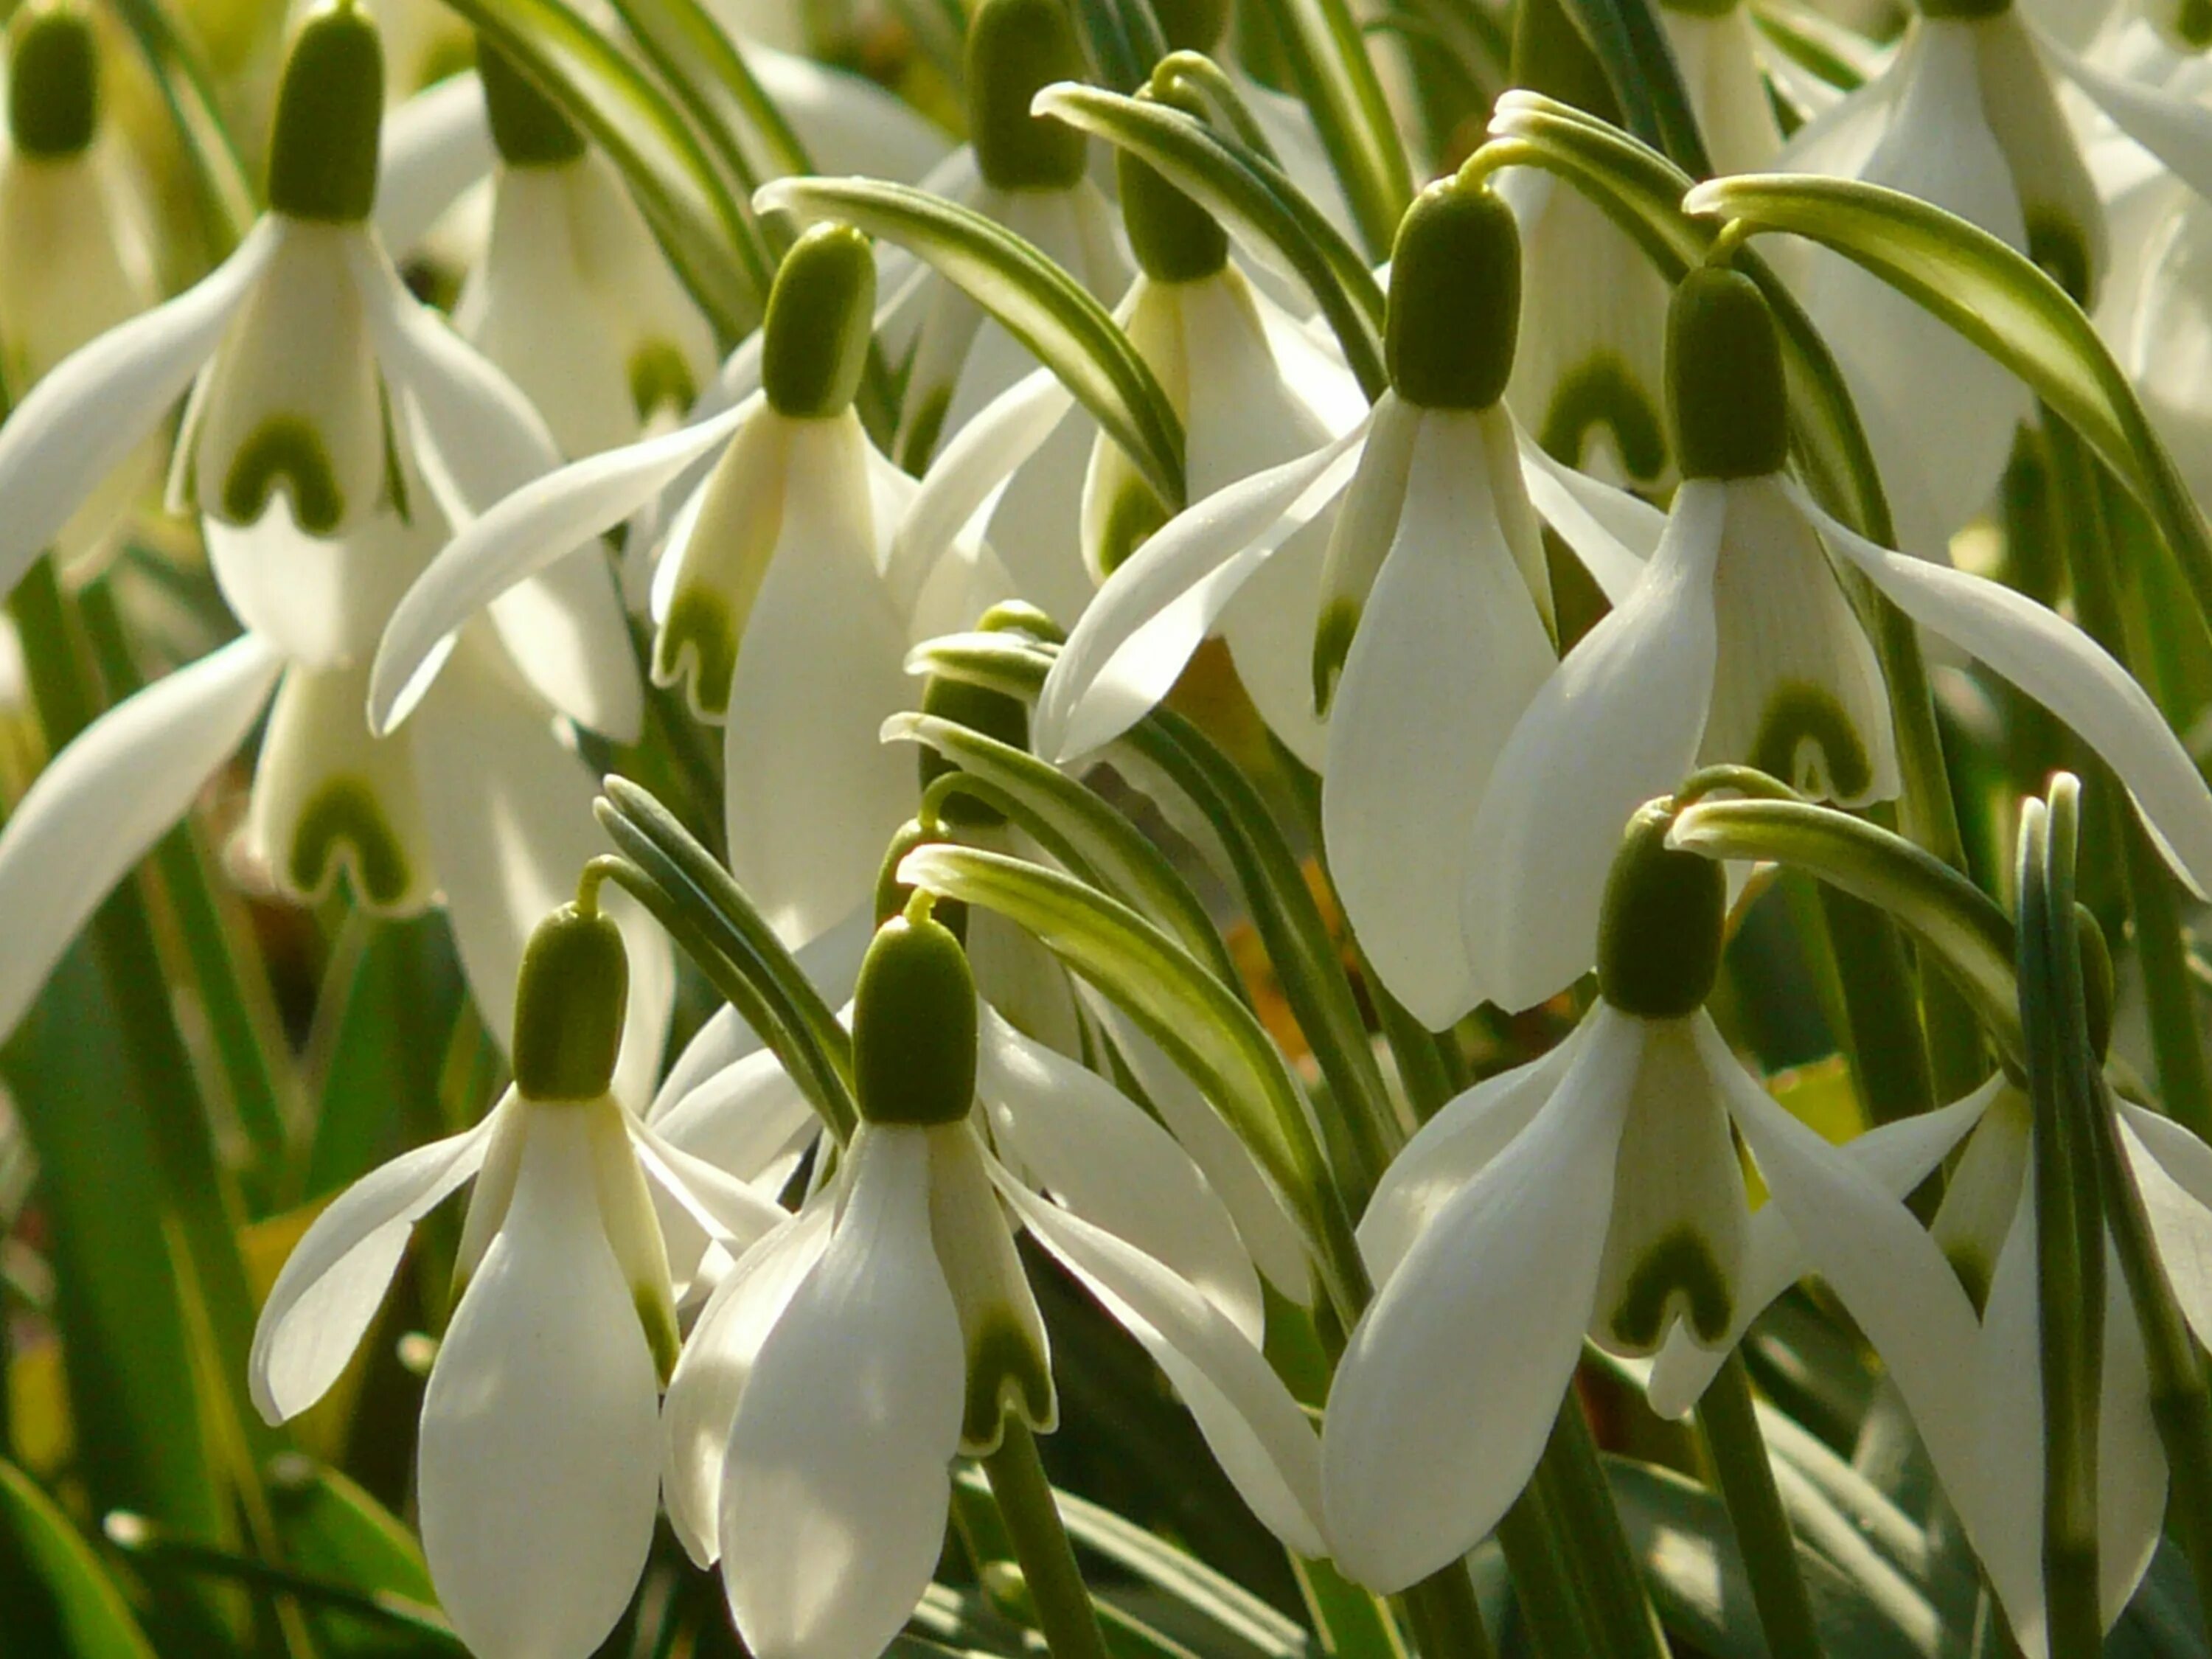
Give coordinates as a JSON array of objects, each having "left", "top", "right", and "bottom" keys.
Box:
[
  {"left": 885, "top": 711, "right": 1239, "bottom": 987},
  {"left": 1552, "top": 0, "right": 1712, "bottom": 175},
  {"left": 1032, "top": 80, "right": 1388, "bottom": 400},
  {"left": 1604, "top": 1455, "right": 1932, "bottom": 1659},
  {"left": 437, "top": 0, "right": 765, "bottom": 337},
  {"left": 1684, "top": 171, "right": 2212, "bottom": 637},
  {"left": 757, "top": 175, "right": 1189, "bottom": 512},
  {"left": 1068, "top": 0, "right": 1168, "bottom": 94},
  {"left": 1669, "top": 799, "right": 2020, "bottom": 1063},
  {"left": 103, "top": 0, "right": 257, "bottom": 251},
  {"left": 611, "top": 0, "right": 812, "bottom": 178},
  {"left": 0, "top": 1459, "right": 161, "bottom": 1659},
  {"left": 1239, "top": 0, "right": 1413, "bottom": 256}
]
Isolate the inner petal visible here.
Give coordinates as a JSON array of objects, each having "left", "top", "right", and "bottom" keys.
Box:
[{"left": 927, "top": 1123, "right": 1055, "bottom": 1455}]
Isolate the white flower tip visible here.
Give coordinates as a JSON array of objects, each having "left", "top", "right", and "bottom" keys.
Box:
[
  {"left": 1679, "top": 181, "right": 1728, "bottom": 218},
  {"left": 752, "top": 178, "right": 804, "bottom": 217},
  {"left": 1029, "top": 82, "right": 1080, "bottom": 117},
  {"left": 879, "top": 710, "right": 925, "bottom": 745},
  {"left": 366, "top": 633, "right": 453, "bottom": 737}
]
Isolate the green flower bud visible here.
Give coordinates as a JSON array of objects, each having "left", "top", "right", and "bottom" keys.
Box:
[
  {"left": 268, "top": 7, "right": 384, "bottom": 223},
  {"left": 919, "top": 676, "right": 1031, "bottom": 830},
  {"left": 1512, "top": 0, "right": 1621, "bottom": 121},
  {"left": 478, "top": 35, "right": 585, "bottom": 168},
  {"left": 1386, "top": 174, "right": 1519, "bottom": 411},
  {"left": 762, "top": 222, "right": 876, "bottom": 419},
  {"left": 967, "top": 0, "right": 1088, "bottom": 192},
  {"left": 512, "top": 905, "right": 630, "bottom": 1101},
  {"left": 9, "top": 10, "right": 97, "bottom": 159},
  {"left": 1666, "top": 265, "right": 1788, "bottom": 481},
  {"left": 1119, "top": 84, "right": 1227, "bottom": 283},
  {"left": 1596, "top": 801, "right": 1726, "bottom": 1019},
  {"left": 854, "top": 903, "right": 978, "bottom": 1126}
]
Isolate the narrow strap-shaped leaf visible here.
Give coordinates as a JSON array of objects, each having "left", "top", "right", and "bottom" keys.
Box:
[
  {"left": 759, "top": 175, "right": 1188, "bottom": 511},
  {"left": 612, "top": 0, "right": 812, "bottom": 178},
  {"left": 0, "top": 1461, "right": 161, "bottom": 1659},
  {"left": 1069, "top": 0, "right": 1168, "bottom": 93},
  {"left": 1242, "top": 0, "right": 1413, "bottom": 256},
  {"left": 440, "top": 0, "right": 766, "bottom": 337},
  {"left": 1036, "top": 80, "right": 1388, "bottom": 400},
  {"left": 104, "top": 0, "right": 257, "bottom": 250},
  {"left": 885, "top": 711, "right": 1239, "bottom": 987},
  {"left": 1552, "top": 0, "right": 1712, "bottom": 177},
  {"left": 1684, "top": 172, "right": 2212, "bottom": 646}
]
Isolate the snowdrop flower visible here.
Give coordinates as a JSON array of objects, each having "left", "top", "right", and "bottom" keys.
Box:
[
  {"left": 1653, "top": 0, "right": 1787, "bottom": 175},
  {"left": 371, "top": 223, "right": 1007, "bottom": 947},
  {"left": 0, "top": 10, "right": 161, "bottom": 574},
  {"left": 1322, "top": 801, "right": 1985, "bottom": 1590},
  {"left": 1776, "top": 0, "right": 2212, "bottom": 557},
  {"left": 0, "top": 6, "right": 639, "bottom": 738},
  {"left": 1463, "top": 266, "right": 2212, "bottom": 1012},
  {"left": 251, "top": 904, "right": 782, "bottom": 1659},
  {"left": 456, "top": 40, "right": 716, "bottom": 459},
  {"left": 664, "top": 899, "right": 1326, "bottom": 1659},
  {"left": 891, "top": 0, "right": 1130, "bottom": 474},
  {"left": 1498, "top": 0, "right": 1677, "bottom": 490}
]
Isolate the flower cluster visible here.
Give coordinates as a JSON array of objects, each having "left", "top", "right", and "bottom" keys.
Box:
[{"left": 8, "top": 4, "right": 2212, "bottom": 1659}]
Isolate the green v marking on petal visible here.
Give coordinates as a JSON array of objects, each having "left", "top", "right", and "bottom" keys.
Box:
[
  {"left": 1537, "top": 355, "right": 1668, "bottom": 487},
  {"left": 223, "top": 414, "right": 347, "bottom": 533},
  {"left": 1607, "top": 1224, "right": 1733, "bottom": 1352},
  {"left": 290, "top": 776, "right": 416, "bottom": 911},
  {"left": 1747, "top": 680, "right": 1877, "bottom": 804}
]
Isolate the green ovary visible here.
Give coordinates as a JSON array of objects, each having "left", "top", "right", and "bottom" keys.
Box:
[
  {"left": 1607, "top": 1225, "right": 1733, "bottom": 1352},
  {"left": 962, "top": 1310, "right": 1057, "bottom": 1453},
  {"left": 222, "top": 415, "right": 347, "bottom": 533},
  {"left": 655, "top": 589, "right": 737, "bottom": 720},
  {"left": 288, "top": 777, "right": 415, "bottom": 910},
  {"left": 1539, "top": 356, "right": 1667, "bottom": 486},
  {"left": 629, "top": 341, "right": 699, "bottom": 425},
  {"left": 1746, "top": 681, "right": 1874, "bottom": 803}
]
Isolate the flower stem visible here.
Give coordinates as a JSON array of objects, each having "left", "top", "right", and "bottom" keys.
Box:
[
  {"left": 981, "top": 1416, "right": 1113, "bottom": 1659},
  {"left": 1531, "top": 1391, "right": 1668, "bottom": 1659},
  {"left": 1695, "top": 1353, "right": 1825, "bottom": 1659},
  {"left": 1396, "top": 1561, "right": 1498, "bottom": 1659},
  {"left": 1492, "top": 1478, "right": 1593, "bottom": 1659}
]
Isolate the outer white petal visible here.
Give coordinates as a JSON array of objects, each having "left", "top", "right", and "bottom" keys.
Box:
[
  {"left": 627, "top": 1113, "right": 791, "bottom": 1248},
  {"left": 1644, "top": 1079, "right": 1999, "bottom": 1419},
  {"left": 661, "top": 1201, "right": 834, "bottom": 1565},
  {"left": 654, "top": 1044, "right": 824, "bottom": 1180},
  {"left": 1324, "top": 411, "right": 1557, "bottom": 1027},
  {"left": 409, "top": 635, "right": 675, "bottom": 1109},
  {"left": 250, "top": 1105, "right": 504, "bottom": 1422},
  {"left": 1799, "top": 480, "right": 2212, "bottom": 894},
  {"left": 0, "top": 218, "right": 278, "bottom": 587},
  {"left": 204, "top": 497, "right": 426, "bottom": 670},
  {"left": 1036, "top": 418, "right": 1367, "bottom": 764},
  {"left": 1461, "top": 481, "right": 1727, "bottom": 1013},
  {"left": 369, "top": 403, "right": 746, "bottom": 732},
  {"left": 721, "top": 1127, "right": 964, "bottom": 1659},
  {"left": 418, "top": 1107, "right": 663, "bottom": 1659},
  {"left": 1516, "top": 430, "right": 1664, "bottom": 602},
  {"left": 1711, "top": 1022, "right": 1989, "bottom": 1563},
  {"left": 997, "top": 1166, "right": 1328, "bottom": 1557},
  {"left": 2117, "top": 1102, "right": 2212, "bottom": 1348},
  {"left": 346, "top": 234, "right": 639, "bottom": 740},
  {"left": 978, "top": 1007, "right": 1262, "bottom": 1341},
  {"left": 1356, "top": 1040, "right": 1576, "bottom": 1287},
  {"left": 1322, "top": 1006, "right": 1641, "bottom": 1590},
  {"left": 747, "top": 43, "right": 956, "bottom": 183},
  {"left": 0, "top": 633, "right": 282, "bottom": 1040},
  {"left": 2036, "top": 24, "right": 2212, "bottom": 204},
  {"left": 375, "top": 72, "right": 495, "bottom": 258}
]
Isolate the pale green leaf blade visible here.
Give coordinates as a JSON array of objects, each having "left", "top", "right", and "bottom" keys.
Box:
[{"left": 0, "top": 1459, "right": 161, "bottom": 1659}]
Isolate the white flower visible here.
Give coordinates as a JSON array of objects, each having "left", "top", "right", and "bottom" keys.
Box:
[
  {"left": 1775, "top": 0, "right": 2212, "bottom": 558},
  {"left": 664, "top": 905, "right": 1325, "bottom": 1659},
  {"left": 0, "top": 10, "right": 162, "bottom": 574},
  {"left": 370, "top": 222, "right": 1009, "bottom": 948},
  {"left": 250, "top": 906, "right": 780, "bottom": 1659},
  {"left": 1463, "top": 268, "right": 2212, "bottom": 1012},
  {"left": 1323, "top": 814, "right": 1979, "bottom": 1591},
  {"left": 1654, "top": 0, "right": 1788, "bottom": 175},
  {"left": 455, "top": 41, "right": 717, "bottom": 459}
]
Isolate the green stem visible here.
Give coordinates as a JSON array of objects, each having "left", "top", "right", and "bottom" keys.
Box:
[
  {"left": 980, "top": 1417, "right": 1112, "bottom": 1659},
  {"left": 1396, "top": 1561, "right": 1498, "bottom": 1659},
  {"left": 1533, "top": 1392, "right": 1668, "bottom": 1659},
  {"left": 1815, "top": 883, "right": 1934, "bottom": 1128},
  {"left": 1492, "top": 1478, "right": 1594, "bottom": 1659},
  {"left": 1695, "top": 1354, "right": 1825, "bottom": 1659}
]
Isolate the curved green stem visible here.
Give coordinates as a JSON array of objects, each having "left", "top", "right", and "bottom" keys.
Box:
[
  {"left": 981, "top": 1417, "right": 1113, "bottom": 1659},
  {"left": 1695, "top": 1354, "right": 1825, "bottom": 1659}
]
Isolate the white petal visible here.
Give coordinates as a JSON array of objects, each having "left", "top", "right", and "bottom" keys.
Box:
[
  {"left": 1036, "top": 417, "right": 1368, "bottom": 764},
  {"left": 2118, "top": 1102, "right": 2212, "bottom": 1349},
  {"left": 1798, "top": 480, "right": 2212, "bottom": 894},
  {"left": 628, "top": 1113, "right": 791, "bottom": 1249},
  {"left": 0, "top": 217, "right": 278, "bottom": 586},
  {"left": 978, "top": 1006, "right": 1262, "bottom": 1341},
  {"left": 1357, "top": 1042, "right": 1574, "bottom": 1287},
  {"left": 409, "top": 634, "right": 675, "bottom": 1110},
  {"left": 1644, "top": 1079, "right": 2000, "bottom": 1419},
  {"left": 1516, "top": 430, "right": 1664, "bottom": 603},
  {"left": 347, "top": 234, "right": 639, "bottom": 740},
  {"left": 998, "top": 1165, "right": 1329, "bottom": 1557},
  {"left": 654, "top": 1046, "right": 823, "bottom": 1177},
  {"left": 661, "top": 1200, "right": 834, "bottom": 1566},
  {"left": 205, "top": 497, "right": 427, "bottom": 670},
  {"left": 746, "top": 43, "right": 956, "bottom": 184},
  {"left": 0, "top": 633, "right": 282, "bottom": 1040},
  {"left": 250, "top": 1105, "right": 502, "bottom": 1422},
  {"left": 1461, "top": 481, "right": 1727, "bottom": 1013},
  {"left": 2037, "top": 23, "right": 2212, "bottom": 206},
  {"left": 1324, "top": 410, "right": 1557, "bottom": 1028},
  {"left": 375, "top": 72, "right": 495, "bottom": 259},
  {"left": 369, "top": 403, "right": 745, "bottom": 732},
  {"left": 418, "top": 1107, "right": 663, "bottom": 1659},
  {"left": 721, "top": 1127, "right": 964, "bottom": 1659},
  {"left": 1322, "top": 1006, "right": 1640, "bottom": 1590}
]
